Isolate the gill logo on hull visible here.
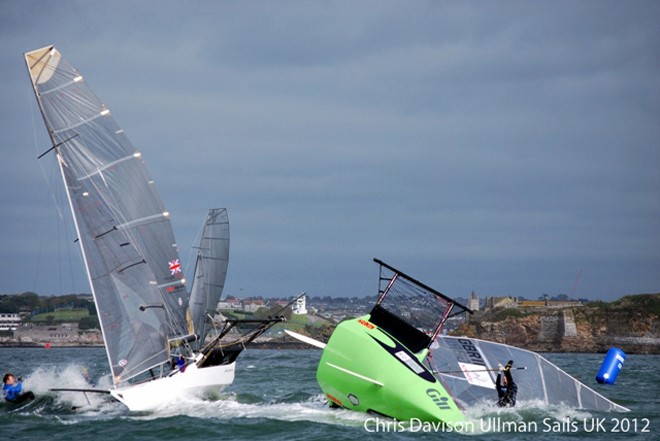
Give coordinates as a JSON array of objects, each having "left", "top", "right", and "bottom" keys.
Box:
[{"left": 426, "top": 388, "right": 452, "bottom": 410}]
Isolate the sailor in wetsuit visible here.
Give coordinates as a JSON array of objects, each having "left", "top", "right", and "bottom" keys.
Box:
[
  {"left": 2, "top": 373, "right": 35, "bottom": 404},
  {"left": 495, "top": 360, "right": 517, "bottom": 407}
]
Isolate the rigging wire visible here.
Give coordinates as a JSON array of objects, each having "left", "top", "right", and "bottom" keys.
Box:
[{"left": 32, "top": 132, "right": 81, "bottom": 295}]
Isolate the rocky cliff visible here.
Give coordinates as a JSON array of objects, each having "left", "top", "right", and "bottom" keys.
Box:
[{"left": 457, "top": 293, "right": 660, "bottom": 354}]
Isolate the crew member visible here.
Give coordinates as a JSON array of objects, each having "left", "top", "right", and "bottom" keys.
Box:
[
  {"left": 495, "top": 360, "right": 517, "bottom": 407},
  {"left": 3, "top": 373, "right": 35, "bottom": 404}
]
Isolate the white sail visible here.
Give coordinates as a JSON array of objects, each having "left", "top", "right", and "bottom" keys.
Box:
[
  {"left": 189, "top": 208, "right": 230, "bottom": 348},
  {"left": 26, "top": 46, "right": 292, "bottom": 411},
  {"left": 25, "top": 46, "right": 192, "bottom": 384},
  {"left": 430, "top": 336, "right": 629, "bottom": 412}
]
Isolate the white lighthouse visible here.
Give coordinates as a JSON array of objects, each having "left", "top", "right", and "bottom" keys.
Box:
[{"left": 293, "top": 294, "right": 308, "bottom": 315}]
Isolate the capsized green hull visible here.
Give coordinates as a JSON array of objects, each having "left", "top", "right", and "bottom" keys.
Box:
[{"left": 317, "top": 314, "right": 465, "bottom": 425}]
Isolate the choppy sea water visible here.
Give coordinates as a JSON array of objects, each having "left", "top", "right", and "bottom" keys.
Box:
[{"left": 0, "top": 348, "right": 657, "bottom": 440}]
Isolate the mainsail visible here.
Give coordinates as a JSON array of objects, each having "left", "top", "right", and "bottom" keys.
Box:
[
  {"left": 25, "top": 46, "right": 191, "bottom": 383},
  {"left": 189, "top": 208, "right": 230, "bottom": 349},
  {"left": 430, "top": 336, "right": 629, "bottom": 412}
]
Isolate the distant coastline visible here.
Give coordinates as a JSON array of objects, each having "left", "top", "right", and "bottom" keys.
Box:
[
  {"left": 2, "top": 293, "right": 657, "bottom": 354},
  {"left": 0, "top": 342, "right": 103, "bottom": 348},
  {"left": 1, "top": 338, "right": 657, "bottom": 354},
  {"left": 457, "top": 293, "right": 660, "bottom": 354}
]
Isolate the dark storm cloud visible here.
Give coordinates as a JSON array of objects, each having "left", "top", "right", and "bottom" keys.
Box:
[{"left": 1, "top": 1, "right": 658, "bottom": 300}]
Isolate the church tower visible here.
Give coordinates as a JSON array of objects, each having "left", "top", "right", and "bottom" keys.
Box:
[{"left": 468, "top": 291, "right": 479, "bottom": 311}]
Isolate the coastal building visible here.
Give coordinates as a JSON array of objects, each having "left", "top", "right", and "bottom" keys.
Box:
[
  {"left": 242, "top": 299, "right": 266, "bottom": 313},
  {"left": 518, "top": 300, "right": 548, "bottom": 308},
  {"left": 293, "top": 295, "right": 308, "bottom": 315},
  {"left": 484, "top": 296, "right": 518, "bottom": 310},
  {"left": 270, "top": 299, "right": 290, "bottom": 308},
  {"left": 217, "top": 298, "right": 242, "bottom": 310},
  {"left": 518, "top": 299, "right": 583, "bottom": 308},
  {"left": 14, "top": 322, "right": 77, "bottom": 342},
  {"left": 0, "top": 313, "right": 21, "bottom": 331},
  {"left": 468, "top": 291, "right": 479, "bottom": 312},
  {"left": 481, "top": 296, "right": 583, "bottom": 311},
  {"left": 12, "top": 322, "right": 102, "bottom": 345}
]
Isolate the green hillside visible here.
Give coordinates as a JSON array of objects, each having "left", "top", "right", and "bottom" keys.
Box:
[{"left": 30, "top": 308, "right": 89, "bottom": 323}]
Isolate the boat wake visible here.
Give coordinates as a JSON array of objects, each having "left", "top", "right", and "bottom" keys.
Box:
[
  {"left": 5, "top": 363, "right": 365, "bottom": 427},
  {"left": 128, "top": 392, "right": 370, "bottom": 427},
  {"left": 3, "top": 363, "right": 116, "bottom": 416}
]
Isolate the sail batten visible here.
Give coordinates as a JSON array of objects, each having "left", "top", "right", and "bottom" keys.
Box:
[
  {"left": 115, "top": 213, "right": 171, "bottom": 230},
  {"left": 39, "top": 75, "right": 83, "bottom": 95},
  {"left": 52, "top": 112, "right": 106, "bottom": 134},
  {"left": 77, "top": 153, "right": 137, "bottom": 180},
  {"left": 25, "top": 46, "right": 190, "bottom": 383},
  {"left": 158, "top": 280, "right": 185, "bottom": 289},
  {"left": 199, "top": 256, "right": 228, "bottom": 263}
]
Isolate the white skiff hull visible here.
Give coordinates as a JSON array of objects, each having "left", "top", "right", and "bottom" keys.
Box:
[{"left": 109, "top": 361, "right": 236, "bottom": 411}]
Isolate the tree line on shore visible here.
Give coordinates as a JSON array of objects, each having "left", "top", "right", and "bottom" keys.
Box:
[{"left": 0, "top": 292, "right": 99, "bottom": 330}]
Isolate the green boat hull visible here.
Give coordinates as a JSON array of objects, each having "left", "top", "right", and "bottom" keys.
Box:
[{"left": 317, "top": 314, "right": 465, "bottom": 425}]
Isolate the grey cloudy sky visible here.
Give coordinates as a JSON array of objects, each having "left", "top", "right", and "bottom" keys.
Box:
[{"left": 1, "top": 1, "right": 658, "bottom": 301}]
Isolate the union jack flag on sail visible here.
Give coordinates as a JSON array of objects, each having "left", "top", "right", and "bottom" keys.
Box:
[{"left": 168, "top": 259, "right": 182, "bottom": 275}]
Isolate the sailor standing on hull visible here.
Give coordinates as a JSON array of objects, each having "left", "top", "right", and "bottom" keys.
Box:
[{"left": 495, "top": 360, "right": 517, "bottom": 407}]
